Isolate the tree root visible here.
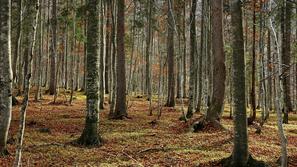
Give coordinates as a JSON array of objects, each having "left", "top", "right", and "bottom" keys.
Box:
[
  {"left": 190, "top": 117, "right": 228, "bottom": 132},
  {"left": 220, "top": 154, "right": 269, "bottom": 167}
]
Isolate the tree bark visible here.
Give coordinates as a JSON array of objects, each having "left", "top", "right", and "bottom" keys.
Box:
[
  {"left": 230, "top": 0, "right": 249, "bottom": 165},
  {"left": 0, "top": 0, "right": 12, "bottom": 156},
  {"left": 249, "top": 0, "right": 257, "bottom": 124},
  {"left": 14, "top": 0, "right": 39, "bottom": 165},
  {"left": 77, "top": 0, "right": 102, "bottom": 146},
  {"left": 206, "top": 0, "right": 226, "bottom": 122},
  {"left": 99, "top": 0, "right": 104, "bottom": 109},
  {"left": 113, "top": 0, "right": 128, "bottom": 119},
  {"left": 186, "top": 0, "right": 197, "bottom": 119},
  {"left": 49, "top": 0, "right": 57, "bottom": 95},
  {"left": 166, "top": 0, "right": 175, "bottom": 107},
  {"left": 282, "top": 0, "right": 293, "bottom": 123}
]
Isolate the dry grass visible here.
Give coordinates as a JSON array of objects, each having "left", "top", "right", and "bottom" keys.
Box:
[{"left": 0, "top": 92, "right": 297, "bottom": 167}]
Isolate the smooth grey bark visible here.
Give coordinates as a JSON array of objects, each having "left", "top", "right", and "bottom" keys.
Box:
[
  {"left": 0, "top": 0, "right": 12, "bottom": 156},
  {"left": 268, "top": 1, "right": 288, "bottom": 165},
  {"left": 230, "top": 0, "right": 249, "bottom": 165},
  {"left": 77, "top": 0, "right": 102, "bottom": 146}
]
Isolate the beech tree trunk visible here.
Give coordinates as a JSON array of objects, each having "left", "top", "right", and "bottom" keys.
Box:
[
  {"left": 0, "top": 0, "right": 12, "bottom": 156},
  {"left": 114, "top": 0, "right": 128, "bottom": 119},
  {"left": 282, "top": 0, "right": 293, "bottom": 123},
  {"left": 230, "top": 0, "right": 249, "bottom": 165},
  {"left": 186, "top": 0, "right": 197, "bottom": 119},
  {"left": 77, "top": 0, "right": 102, "bottom": 146},
  {"left": 206, "top": 0, "right": 226, "bottom": 122},
  {"left": 166, "top": 0, "right": 175, "bottom": 107},
  {"left": 14, "top": 0, "right": 39, "bottom": 165},
  {"left": 49, "top": 0, "right": 57, "bottom": 95}
]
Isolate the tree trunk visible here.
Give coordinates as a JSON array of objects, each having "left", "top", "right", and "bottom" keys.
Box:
[
  {"left": 49, "top": 0, "right": 57, "bottom": 95},
  {"left": 268, "top": 1, "right": 288, "bottom": 165},
  {"left": 230, "top": 0, "right": 249, "bottom": 165},
  {"left": 14, "top": 0, "right": 39, "bottom": 165},
  {"left": 35, "top": 0, "right": 44, "bottom": 101},
  {"left": 12, "top": 0, "right": 22, "bottom": 84},
  {"left": 249, "top": 0, "right": 257, "bottom": 124},
  {"left": 166, "top": 0, "right": 175, "bottom": 107},
  {"left": 0, "top": 0, "right": 12, "bottom": 156},
  {"left": 105, "top": 0, "right": 111, "bottom": 94},
  {"left": 77, "top": 0, "right": 102, "bottom": 146},
  {"left": 282, "top": 0, "right": 293, "bottom": 123},
  {"left": 186, "top": 0, "right": 197, "bottom": 119},
  {"left": 99, "top": 0, "right": 104, "bottom": 109},
  {"left": 196, "top": 0, "right": 205, "bottom": 113},
  {"left": 206, "top": 0, "right": 226, "bottom": 122},
  {"left": 113, "top": 0, "right": 127, "bottom": 119}
]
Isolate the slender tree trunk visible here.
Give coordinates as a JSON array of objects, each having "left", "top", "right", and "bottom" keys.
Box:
[
  {"left": 282, "top": 0, "right": 293, "bottom": 123},
  {"left": 146, "top": 0, "right": 153, "bottom": 115},
  {"left": 49, "top": 0, "right": 57, "bottom": 95},
  {"left": 13, "top": 0, "right": 22, "bottom": 84},
  {"left": 0, "top": 0, "right": 12, "bottom": 156},
  {"left": 127, "top": 1, "right": 136, "bottom": 95},
  {"left": 186, "top": 0, "right": 197, "bottom": 119},
  {"left": 166, "top": 0, "right": 175, "bottom": 107},
  {"left": 69, "top": 0, "right": 76, "bottom": 104},
  {"left": 267, "top": 30, "right": 272, "bottom": 113},
  {"left": 249, "top": 0, "right": 257, "bottom": 124},
  {"left": 14, "top": 0, "right": 39, "bottom": 165},
  {"left": 35, "top": 0, "right": 44, "bottom": 101},
  {"left": 99, "top": 0, "right": 104, "bottom": 109},
  {"left": 268, "top": 1, "right": 288, "bottom": 164},
  {"left": 182, "top": 1, "right": 187, "bottom": 98},
  {"left": 196, "top": 0, "right": 205, "bottom": 113},
  {"left": 109, "top": 0, "right": 116, "bottom": 117},
  {"left": 105, "top": 0, "right": 111, "bottom": 94}
]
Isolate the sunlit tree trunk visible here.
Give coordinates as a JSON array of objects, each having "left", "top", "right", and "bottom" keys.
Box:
[{"left": 14, "top": 0, "right": 40, "bottom": 165}]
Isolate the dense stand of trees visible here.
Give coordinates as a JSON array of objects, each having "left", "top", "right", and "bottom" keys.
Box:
[{"left": 0, "top": 0, "right": 296, "bottom": 166}]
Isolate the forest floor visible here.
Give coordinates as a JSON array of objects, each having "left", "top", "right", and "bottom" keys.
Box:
[{"left": 1, "top": 91, "right": 297, "bottom": 167}]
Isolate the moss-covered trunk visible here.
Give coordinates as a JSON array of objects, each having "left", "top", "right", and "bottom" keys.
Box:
[{"left": 77, "top": 0, "right": 102, "bottom": 146}]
